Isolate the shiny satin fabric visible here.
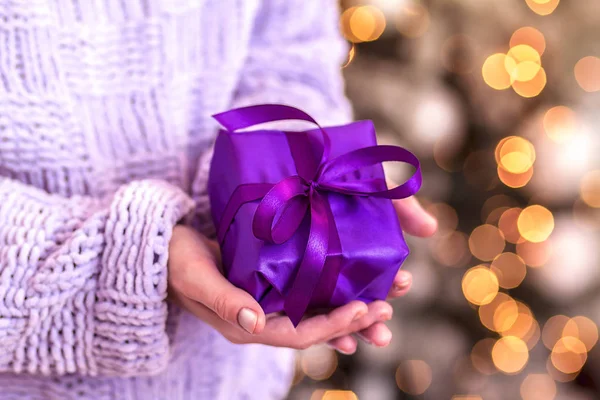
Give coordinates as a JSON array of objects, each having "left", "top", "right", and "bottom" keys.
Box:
[{"left": 208, "top": 105, "right": 421, "bottom": 325}]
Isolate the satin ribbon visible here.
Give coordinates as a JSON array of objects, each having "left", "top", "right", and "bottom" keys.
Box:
[{"left": 213, "top": 104, "right": 422, "bottom": 326}]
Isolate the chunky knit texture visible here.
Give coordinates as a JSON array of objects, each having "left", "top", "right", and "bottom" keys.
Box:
[{"left": 0, "top": 0, "right": 352, "bottom": 399}]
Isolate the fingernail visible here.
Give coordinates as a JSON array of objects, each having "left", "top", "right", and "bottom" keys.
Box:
[
  {"left": 394, "top": 273, "right": 412, "bottom": 290},
  {"left": 379, "top": 310, "right": 393, "bottom": 321},
  {"left": 237, "top": 308, "right": 258, "bottom": 334},
  {"left": 353, "top": 309, "right": 367, "bottom": 322}
]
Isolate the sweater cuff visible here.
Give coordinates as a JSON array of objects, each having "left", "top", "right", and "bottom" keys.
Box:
[{"left": 93, "top": 180, "right": 195, "bottom": 376}]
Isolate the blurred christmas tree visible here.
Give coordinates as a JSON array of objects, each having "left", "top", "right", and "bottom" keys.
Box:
[{"left": 289, "top": 1, "right": 600, "bottom": 399}]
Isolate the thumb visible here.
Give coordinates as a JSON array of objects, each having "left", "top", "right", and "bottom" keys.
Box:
[{"left": 169, "top": 226, "right": 266, "bottom": 334}]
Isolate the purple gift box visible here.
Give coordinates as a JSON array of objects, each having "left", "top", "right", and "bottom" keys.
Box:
[{"left": 208, "top": 105, "right": 421, "bottom": 326}]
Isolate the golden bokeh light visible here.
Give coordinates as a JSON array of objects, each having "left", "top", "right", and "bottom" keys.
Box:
[
  {"left": 441, "top": 34, "right": 475, "bottom": 75},
  {"left": 396, "top": 3, "right": 430, "bottom": 38},
  {"left": 468, "top": 225, "right": 506, "bottom": 261},
  {"left": 574, "top": 56, "right": 600, "bottom": 92},
  {"left": 516, "top": 239, "right": 552, "bottom": 267},
  {"left": 482, "top": 195, "right": 519, "bottom": 223},
  {"left": 505, "top": 45, "right": 541, "bottom": 82},
  {"left": 543, "top": 106, "right": 577, "bottom": 144},
  {"left": 551, "top": 336, "right": 587, "bottom": 374},
  {"left": 520, "top": 374, "right": 557, "bottom": 400},
  {"left": 471, "top": 338, "right": 497, "bottom": 375},
  {"left": 542, "top": 315, "right": 570, "bottom": 350},
  {"left": 498, "top": 166, "right": 534, "bottom": 188},
  {"left": 517, "top": 205, "right": 554, "bottom": 243},
  {"left": 431, "top": 231, "right": 471, "bottom": 267},
  {"left": 486, "top": 206, "right": 511, "bottom": 225},
  {"left": 546, "top": 356, "right": 579, "bottom": 382},
  {"left": 479, "top": 292, "right": 518, "bottom": 332},
  {"left": 482, "top": 53, "right": 513, "bottom": 90},
  {"left": 341, "top": 5, "right": 386, "bottom": 43},
  {"left": 497, "top": 136, "right": 536, "bottom": 174},
  {"left": 395, "top": 360, "right": 433, "bottom": 395},
  {"left": 500, "top": 302, "right": 540, "bottom": 349},
  {"left": 580, "top": 170, "right": 600, "bottom": 208},
  {"left": 563, "top": 316, "right": 599, "bottom": 352},
  {"left": 301, "top": 347, "right": 338, "bottom": 381},
  {"left": 510, "top": 27, "right": 546, "bottom": 56},
  {"left": 322, "top": 391, "right": 359, "bottom": 400},
  {"left": 492, "top": 336, "right": 529, "bottom": 374},
  {"left": 462, "top": 266, "right": 499, "bottom": 305},
  {"left": 491, "top": 252, "right": 527, "bottom": 289},
  {"left": 512, "top": 67, "right": 547, "bottom": 98},
  {"left": 498, "top": 208, "right": 523, "bottom": 244},
  {"left": 525, "top": 0, "right": 560, "bottom": 16}
]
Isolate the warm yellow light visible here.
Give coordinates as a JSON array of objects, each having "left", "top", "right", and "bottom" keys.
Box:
[
  {"left": 500, "top": 302, "right": 537, "bottom": 347},
  {"left": 342, "top": 6, "right": 386, "bottom": 43},
  {"left": 395, "top": 360, "right": 432, "bottom": 395},
  {"left": 462, "top": 266, "right": 499, "bottom": 305},
  {"left": 520, "top": 374, "right": 557, "bottom": 400},
  {"left": 498, "top": 166, "right": 534, "bottom": 189},
  {"left": 542, "top": 315, "right": 570, "bottom": 350},
  {"left": 563, "top": 316, "right": 599, "bottom": 352},
  {"left": 469, "top": 225, "right": 506, "bottom": 261},
  {"left": 516, "top": 239, "right": 552, "bottom": 267},
  {"left": 497, "top": 136, "right": 536, "bottom": 174},
  {"left": 482, "top": 54, "right": 513, "bottom": 90},
  {"left": 396, "top": 4, "right": 430, "bottom": 38},
  {"left": 551, "top": 336, "right": 587, "bottom": 374},
  {"left": 512, "top": 67, "right": 547, "bottom": 98},
  {"left": 479, "top": 292, "right": 518, "bottom": 332},
  {"left": 510, "top": 27, "right": 546, "bottom": 56},
  {"left": 482, "top": 195, "right": 518, "bottom": 223},
  {"left": 498, "top": 208, "right": 522, "bottom": 244},
  {"left": 517, "top": 205, "right": 554, "bottom": 243},
  {"left": 574, "top": 56, "right": 600, "bottom": 92},
  {"left": 491, "top": 252, "right": 527, "bottom": 289},
  {"left": 322, "top": 391, "right": 359, "bottom": 400},
  {"left": 546, "top": 356, "right": 579, "bottom": 382},
  {"left": 581, "top": 170, "right": 600, "bottom": 208},
  {"left": 492, "top": 336, "right": 529, "bottom": 374},
  {"left": 471, "top": 339, "right": 497, "bottom": 375},
  {"left": 505, "top": 45, "right": 541, "bottom": 82},
  {"left": 525, "top": 0, "right": 560, "bottom": 16},
  {"left": 543, "top": 106, "right": 577, "bottom": 144}
]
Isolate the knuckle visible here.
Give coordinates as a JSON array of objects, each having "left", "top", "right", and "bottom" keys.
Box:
[{"left": 212, "top": 292, "right": 230, "bottom": 320}]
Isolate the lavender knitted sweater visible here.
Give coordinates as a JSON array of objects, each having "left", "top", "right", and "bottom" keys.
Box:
[{"left": 0, "top": 1, "right": 352, "bottom": 398}]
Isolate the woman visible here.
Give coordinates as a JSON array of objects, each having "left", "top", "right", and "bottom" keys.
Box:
[{"left": 0, "top": 0, "right": 437, "bottom": 399}]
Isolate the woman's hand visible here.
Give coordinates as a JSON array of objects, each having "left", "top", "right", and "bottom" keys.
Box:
[
  {"left": 326, "top": 196, "right": 437, "bottom": 354},
  {"left": 168, "top": 224, "right": 392, "bottom": 349}
]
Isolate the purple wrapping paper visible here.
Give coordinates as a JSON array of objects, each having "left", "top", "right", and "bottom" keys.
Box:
[{"left": 208, "top": 105, "right": 421, "bottom": 325}]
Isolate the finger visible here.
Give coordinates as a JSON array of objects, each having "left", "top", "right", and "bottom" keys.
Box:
[
  {"left": 327, "top": 335, "right": 358, "bottom": 355},
  {"left": 393, "top": 196, "right": 437, "bottom": 237},
  {"left": 356, "top": 322, "right": 393, "bottom": 348},
  {"left": 387, "top": 270, "right": 413, "bottom": 299},
  {"left": 170, "top": 226, "right": 266, "bottom": 334},
  {"left": 256, "top": 301, "right": 368, "bottom": 349},
  {"left": 335, "top": 300, "right": 393, "bottom": 338}
]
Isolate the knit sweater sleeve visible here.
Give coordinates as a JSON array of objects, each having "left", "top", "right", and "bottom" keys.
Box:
[
  {"left": 230, "top": 0, "right": 354, "bottom": 126},
  {"left": 0, "top": 178, "right": 194, "bottom": 377}
]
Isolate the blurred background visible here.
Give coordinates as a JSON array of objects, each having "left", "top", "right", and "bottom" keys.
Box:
[{"left": 288, "top": 0, "right": 600, "bottom": 399}]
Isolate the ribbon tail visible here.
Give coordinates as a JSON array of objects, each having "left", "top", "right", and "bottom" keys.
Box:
[{"left": 284, "top": 191, "right": 330, "bottom": 326}]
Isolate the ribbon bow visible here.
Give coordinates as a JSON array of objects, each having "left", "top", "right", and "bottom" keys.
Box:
[{"left": 213, "top": 105, "right": 422, "bottom": 326}]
